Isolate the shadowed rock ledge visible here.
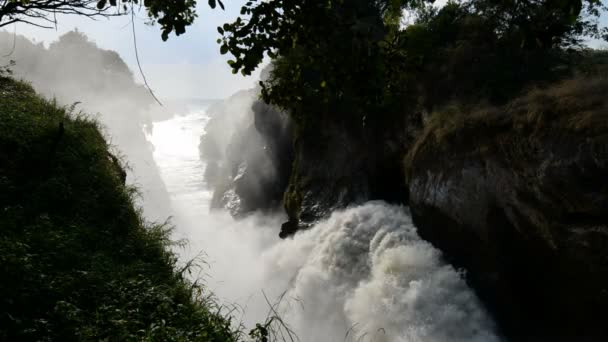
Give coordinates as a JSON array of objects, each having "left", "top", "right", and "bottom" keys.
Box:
[
  {"left": 406, "top": 77, "right": 608, "bottom": 339},
  {"left": 200, "top": 91, "right": 294, "bottom": 217}
]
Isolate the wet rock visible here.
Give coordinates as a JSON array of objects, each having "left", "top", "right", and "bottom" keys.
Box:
[
  {"left": 281, "top": 112, "right": 419, "bottom": 236},
  {"left": 279, "top": 219, "right": 300, "bottom": 239},
  {"left": 200, "top": 93, "right": 294, "bottom": 217}
]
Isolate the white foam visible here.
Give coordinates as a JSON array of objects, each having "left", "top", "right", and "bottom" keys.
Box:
[
  {"left": 262, "top": 202, "right": 499, "bottom": 342},
  {"left": 150, "top": 111, "right": 500, "bottom": 342}
]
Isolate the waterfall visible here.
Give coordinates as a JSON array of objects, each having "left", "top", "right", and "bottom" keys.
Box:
[{"left": 148, "top": 108, "right": 500, "bottom": 342}]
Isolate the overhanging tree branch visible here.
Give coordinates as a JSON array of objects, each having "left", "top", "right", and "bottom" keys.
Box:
[
  {"left": 0, "top": 1, "right": 116, "bottom": 28},
  {"left": 0, "top": 1, "right": 218, "bottom": 41},
  {"left": 0, "top": 0, "right": 221, "bottom": 104}
]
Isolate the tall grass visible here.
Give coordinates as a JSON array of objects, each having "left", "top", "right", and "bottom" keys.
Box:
[{"left": 0, "top": 76, "right": 243, "bottom": 341}]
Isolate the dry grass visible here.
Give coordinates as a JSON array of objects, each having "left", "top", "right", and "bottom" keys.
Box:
[
  {"left": 405, "top": 75, "right": 608, "bottom": 176},
  {"left": 512, "top": 77, "right": 608, "bottom": 134}
]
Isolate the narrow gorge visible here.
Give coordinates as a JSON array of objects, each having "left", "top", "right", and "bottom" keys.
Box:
[{"left": 2, "top": 0, "right": 608, "bottom": 340}]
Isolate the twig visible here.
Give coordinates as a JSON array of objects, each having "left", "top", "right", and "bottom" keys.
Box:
[
  {"left": 261, "top": 290, "right": 299, "bottom": 342},
  {"left": 344, "top": 323, "right": 359, "bottom": 342},
  {"left": 130, "top": 5, "right": 162, "bottom": 106}
]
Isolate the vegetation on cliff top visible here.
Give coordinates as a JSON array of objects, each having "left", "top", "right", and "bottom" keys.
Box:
[
  {"left": 214, "top": 0, "right": 608, "bottom": 234},
  {"left": 220, "top": 0, "right": 607, "bottom": 126},
  {"left": 0, "top": 76, "right": 240, "bottom": 341}
]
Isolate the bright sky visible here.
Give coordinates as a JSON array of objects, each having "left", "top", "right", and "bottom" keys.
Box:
[
  {"left": 1, "top": 1, "right": 261, "bottom": 100},
  {"left": 1, "top": 1, "right": 606, "bottom": 100}
]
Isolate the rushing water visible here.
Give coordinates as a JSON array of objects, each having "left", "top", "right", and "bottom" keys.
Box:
[{"left": 147, "top": 109, "right": 500, "bottom": 342}]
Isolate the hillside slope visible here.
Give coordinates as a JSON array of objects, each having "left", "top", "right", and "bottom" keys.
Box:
[
  {"left": 0, "top": 77, "right": 237, "bottom": 341},
  {"left": 0, "top": 30, "right": 173, "bottom": 222}
]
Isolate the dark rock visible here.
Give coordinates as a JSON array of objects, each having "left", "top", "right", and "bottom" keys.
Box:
[
  {"left": 406, "top": 78, "right": 608, "bottom": 340},
  {"left": 199, "top": 92, "right": 294, "bottom": 217},
  {"left": 281, "top": 112, "right": 419, "bottom": 235},
  {"left": 279, "top": 219, "right": 300, "bottom": 239}
]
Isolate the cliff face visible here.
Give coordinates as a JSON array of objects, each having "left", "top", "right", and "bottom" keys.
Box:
[
  {"left": 280, "top": 115, "right": 416, "bottom": 237},
  {"left": 200, "top": 91, "right": 293, "bottom": 217},
  {"left": 199, "top": 71, "right": 608, "bottom": 338},
  {"left": 277, "top": 76, "right": 608, "bottom": 338},
  {"left": 406, "top": 78, "right": 608, "bottom": 338}
]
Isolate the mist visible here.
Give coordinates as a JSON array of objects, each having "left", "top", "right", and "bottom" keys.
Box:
[
  {"left": 148, "top": 89, "right": 500, "bottom": 341},
  {"left": 169, "top": 186, "right": 500, "bottom": 341},
  {"left": 1, "top": 29, "right": 500, "bottom": 342},
  {"left": 0, "top": 30, "right": 172, "bottom": 221}
]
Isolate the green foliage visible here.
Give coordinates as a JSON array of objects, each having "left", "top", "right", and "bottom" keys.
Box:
[
  {"left": 386, "top": 0, "right": 608, "bottom": 109},
  {"left": 219, "top": 0, "right": 607, "bottom": 125},
  {"left": 0, "top": 77, "right": 240, "bottom": 341},
  {"left": 220, "top": 0, "right": 405, "bottom": 121},
  {"left": 468, "top": 0, "right": 608, "bottom": 48},
  {"left": 383, "top": 2, "right": 573, "bottom": 108},
  {"left": 100, "top": 0, "right": 202, "bottom": 41}
]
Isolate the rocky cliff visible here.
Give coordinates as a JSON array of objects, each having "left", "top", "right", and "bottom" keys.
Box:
[
  {"left": 273, "top": 75, "right": 608, "bottom": 339},
  {"left": 199, "top": 91, "right": 293, "bottom": 217},
  {"left": 406, "top": 77, "right": 608, "bottom": 339},
  {"left": 280, "top": 113, "right": 417, "bottom": 237},
  {"left": 198, "top": 68, "right": 608, "bottom": 339}
]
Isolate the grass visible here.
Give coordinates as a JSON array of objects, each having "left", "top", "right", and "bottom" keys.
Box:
[
  {"left": 404, "top": 74, "right": 608, "bottom": 178},
  {"left": 0, "top": 76, "right": 241, "bottom": 341}
]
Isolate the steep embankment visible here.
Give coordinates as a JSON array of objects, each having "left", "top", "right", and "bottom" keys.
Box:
[
  {"left": 0, "top": 30, "right": 172, "bottom": 222},
  {"left": 406, "top": 77, "right": 608, "bottom": 339},
  {"left": 0, "top": 77, "right": 237, "bottom": 341}
]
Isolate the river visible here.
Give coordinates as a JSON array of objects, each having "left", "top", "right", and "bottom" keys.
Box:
[{"left": 147, "top": 108, "right": 501, "bottom": 342}]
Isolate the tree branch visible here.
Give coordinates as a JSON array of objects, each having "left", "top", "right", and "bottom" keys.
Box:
[{"left": 0, "top": 1, "right": 120, "bottom": 28}]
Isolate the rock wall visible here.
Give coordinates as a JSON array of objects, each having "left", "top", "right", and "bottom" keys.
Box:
[
  {"left": 406, "top": 78, "right": 608, "bottom": 339},
  {"left": 200, "top": 91, "right": 294, "bottom": 217},
  {"left": 280, "top": 114, "right": 416, "bottom": 237},
  {"left": 198, "top": 69, "right": 608, "bottom": 339}
]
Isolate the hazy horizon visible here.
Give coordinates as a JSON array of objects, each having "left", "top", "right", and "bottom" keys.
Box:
[{"left": 0, "top": 1, "right": 263, "bottom": 101}]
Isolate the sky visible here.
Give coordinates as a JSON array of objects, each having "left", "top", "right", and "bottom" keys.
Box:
[
  {"left": 0, "top": 1, "right": 261, "bottom": 100},
  {"left": 1, "top": 1, "right": 606, "bottom": 100}
]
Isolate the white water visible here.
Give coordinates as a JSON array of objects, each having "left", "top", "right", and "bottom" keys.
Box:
[{"left": 148, "top": 109, "right": 500, "bottom": 342}]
